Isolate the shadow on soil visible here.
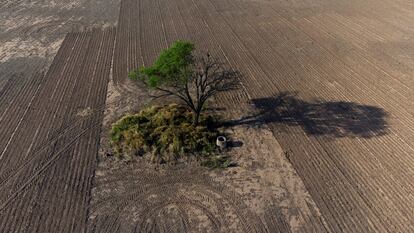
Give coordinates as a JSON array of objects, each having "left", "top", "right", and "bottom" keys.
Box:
[{"left": 226, "top": 92, "right": 389, "bottom": 138}]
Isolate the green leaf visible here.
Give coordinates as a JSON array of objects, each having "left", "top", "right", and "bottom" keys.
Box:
[{"left": 136, "top": 41, "right": 195, "bottom": 87}]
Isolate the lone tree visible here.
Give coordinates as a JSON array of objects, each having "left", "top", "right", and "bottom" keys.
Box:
[{"left": 128, "top": 41, "right": 241, "bottom": 126}]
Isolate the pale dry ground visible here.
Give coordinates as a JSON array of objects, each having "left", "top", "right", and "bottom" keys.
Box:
[
  {"left": 89, "top": 79, "right": 329, "bottom": 232},
  {"left": 0, "top": 27, "right": 116, "bottom": 233},
  {"left": 0, "top": 0, "right": 119, "bottom": 232},
  {"left": 1, "top": 0, "right": 414, "bottom": 232},
  {"left": 112, "top": 0, "right": 414, "bottom": 232},
  {"left": 0, "top": 0, "right": 119, "bottom": 90}
]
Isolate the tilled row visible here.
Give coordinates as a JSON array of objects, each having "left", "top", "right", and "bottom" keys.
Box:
[
  {"left": 0, "top": 28, "right": 115, "bottom": 233},
  {"left": 199, "top": 0, "right": 414, "bottom": 231},
  {"left": 207, "top": 1, "right": 414, "bottom": 232},
  {"left": 111, "top": 0, "right": 414, "bottom": 232},
  {"left": 110, "top": 0, "right": 328, "bottom": 232}
]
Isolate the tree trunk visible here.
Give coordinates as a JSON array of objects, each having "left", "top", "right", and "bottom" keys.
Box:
[{"left": 193, "top": 110, "right": 201, "bottom": 126}]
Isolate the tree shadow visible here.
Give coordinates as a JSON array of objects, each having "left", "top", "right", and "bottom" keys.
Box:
[{"left": 226, "top": 92, "right": 389, "bottom": 138}]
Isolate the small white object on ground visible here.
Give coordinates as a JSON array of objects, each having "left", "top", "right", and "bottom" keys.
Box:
[{"left": 216, "top": 136, "right": 227, "bottom": 149}]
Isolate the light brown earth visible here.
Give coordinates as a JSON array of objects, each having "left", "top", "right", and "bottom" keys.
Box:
[
  {"left": 0, "top": 0, "right": 119, "bottom": 89},
  {"left": 1, "top": 0, "right": 414, "bottom": 232},
  {"left": 89, "top": 86, "right": 329, "bottom": 232},
  {"left": 0, "top": 1, "right": 119, "bottom": 232},
  {"left": 0, "top": 29, "right": 116, "bottom": 232},
  {"left": 109, "top": 0, "right": 414, "bottom": 231}
]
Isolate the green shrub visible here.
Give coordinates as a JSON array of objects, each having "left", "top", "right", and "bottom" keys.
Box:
[
  {"left": 200, "top": 155, "right": 234, "bottom": 169},
  {"left": 110, "top": 104, "right": 219, "bottom": 163}
]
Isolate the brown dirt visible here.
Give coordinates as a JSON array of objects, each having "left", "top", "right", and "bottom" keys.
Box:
[
  {"left": 1, "top": 0, "right": 414, "bottom": 232},
  {"left": 0, "top": 28, "right": 116, "bottom": 232},
  {"left": 89, "top": 92, "right": 329, "bottom": 232},
  {"left": 0, "top": 1, "right": 119, "bottom": 230},
  {"left": 0, "top": 0, "right": 120, "bottom": 92},
  {"left": 109, "top": 0, "right": 414, "bottom": 232}
]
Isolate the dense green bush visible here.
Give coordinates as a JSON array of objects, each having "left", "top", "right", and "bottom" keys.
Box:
[{"left": 110, "top": 104, "right": 219, "bottom": 163}]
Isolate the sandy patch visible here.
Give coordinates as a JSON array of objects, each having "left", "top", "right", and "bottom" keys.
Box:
[
  {"left": 0, "top": 37, "right": 63, "bottom": 62},
  {"left": 90, "top": 77, "right": 329, "bottom": 231}
]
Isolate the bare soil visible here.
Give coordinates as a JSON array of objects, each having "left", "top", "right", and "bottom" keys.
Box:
[
  {"left": 0, "top": 28, "right": 116, "bottom": 232},
  {"left": 1, "top": 0, "right": 414, "bottom": 232},
  {"left": 89, "top": 78, "right": 329, "bottom": 232},
  {"left": 0, "top": 0, "right": 120, "bottom": 91},
  {"left": 110, "top": 0, "right": 414, "bottom": 232}
]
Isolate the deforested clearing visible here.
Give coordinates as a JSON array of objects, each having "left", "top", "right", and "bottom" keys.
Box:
[{"left": 0, "top": 0, "right": 413, "bottom": 232}]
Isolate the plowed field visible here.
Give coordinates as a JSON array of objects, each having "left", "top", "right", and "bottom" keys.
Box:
[
  {"left": 110, "top": 0, "right": 414, "bottom": 232},
  {"left": 0, "top": 28, "right": 116, "bottom": 232},
  {"left": 1, "top": 0, "right": 413, "bottom": 232}
]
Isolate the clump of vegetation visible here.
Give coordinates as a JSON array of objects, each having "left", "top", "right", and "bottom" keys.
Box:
[
  {"left": 110, "top": 104, "right": 219, "bottom": 163},
  {"left": 200, "top": 155, "right": 233, "bottom": 169},
  {"left": 113, "top": 41, "right": 241, "bottom": 168}
]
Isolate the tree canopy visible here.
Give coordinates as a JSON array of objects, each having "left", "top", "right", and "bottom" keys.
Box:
[
  {"left": 128, "top": 41, "right": 240, "bottom": 125},
  {"left": 129, "top": 41, "right": 194, "bottom": 87}
]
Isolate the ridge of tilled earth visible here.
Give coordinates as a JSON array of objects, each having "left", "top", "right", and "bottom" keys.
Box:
[
  {"left": 0, "top": 28, "right": 115, "bottom": 233},
  {"left": 110, "top": 0, "right": 414, "bottom": 232}
]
